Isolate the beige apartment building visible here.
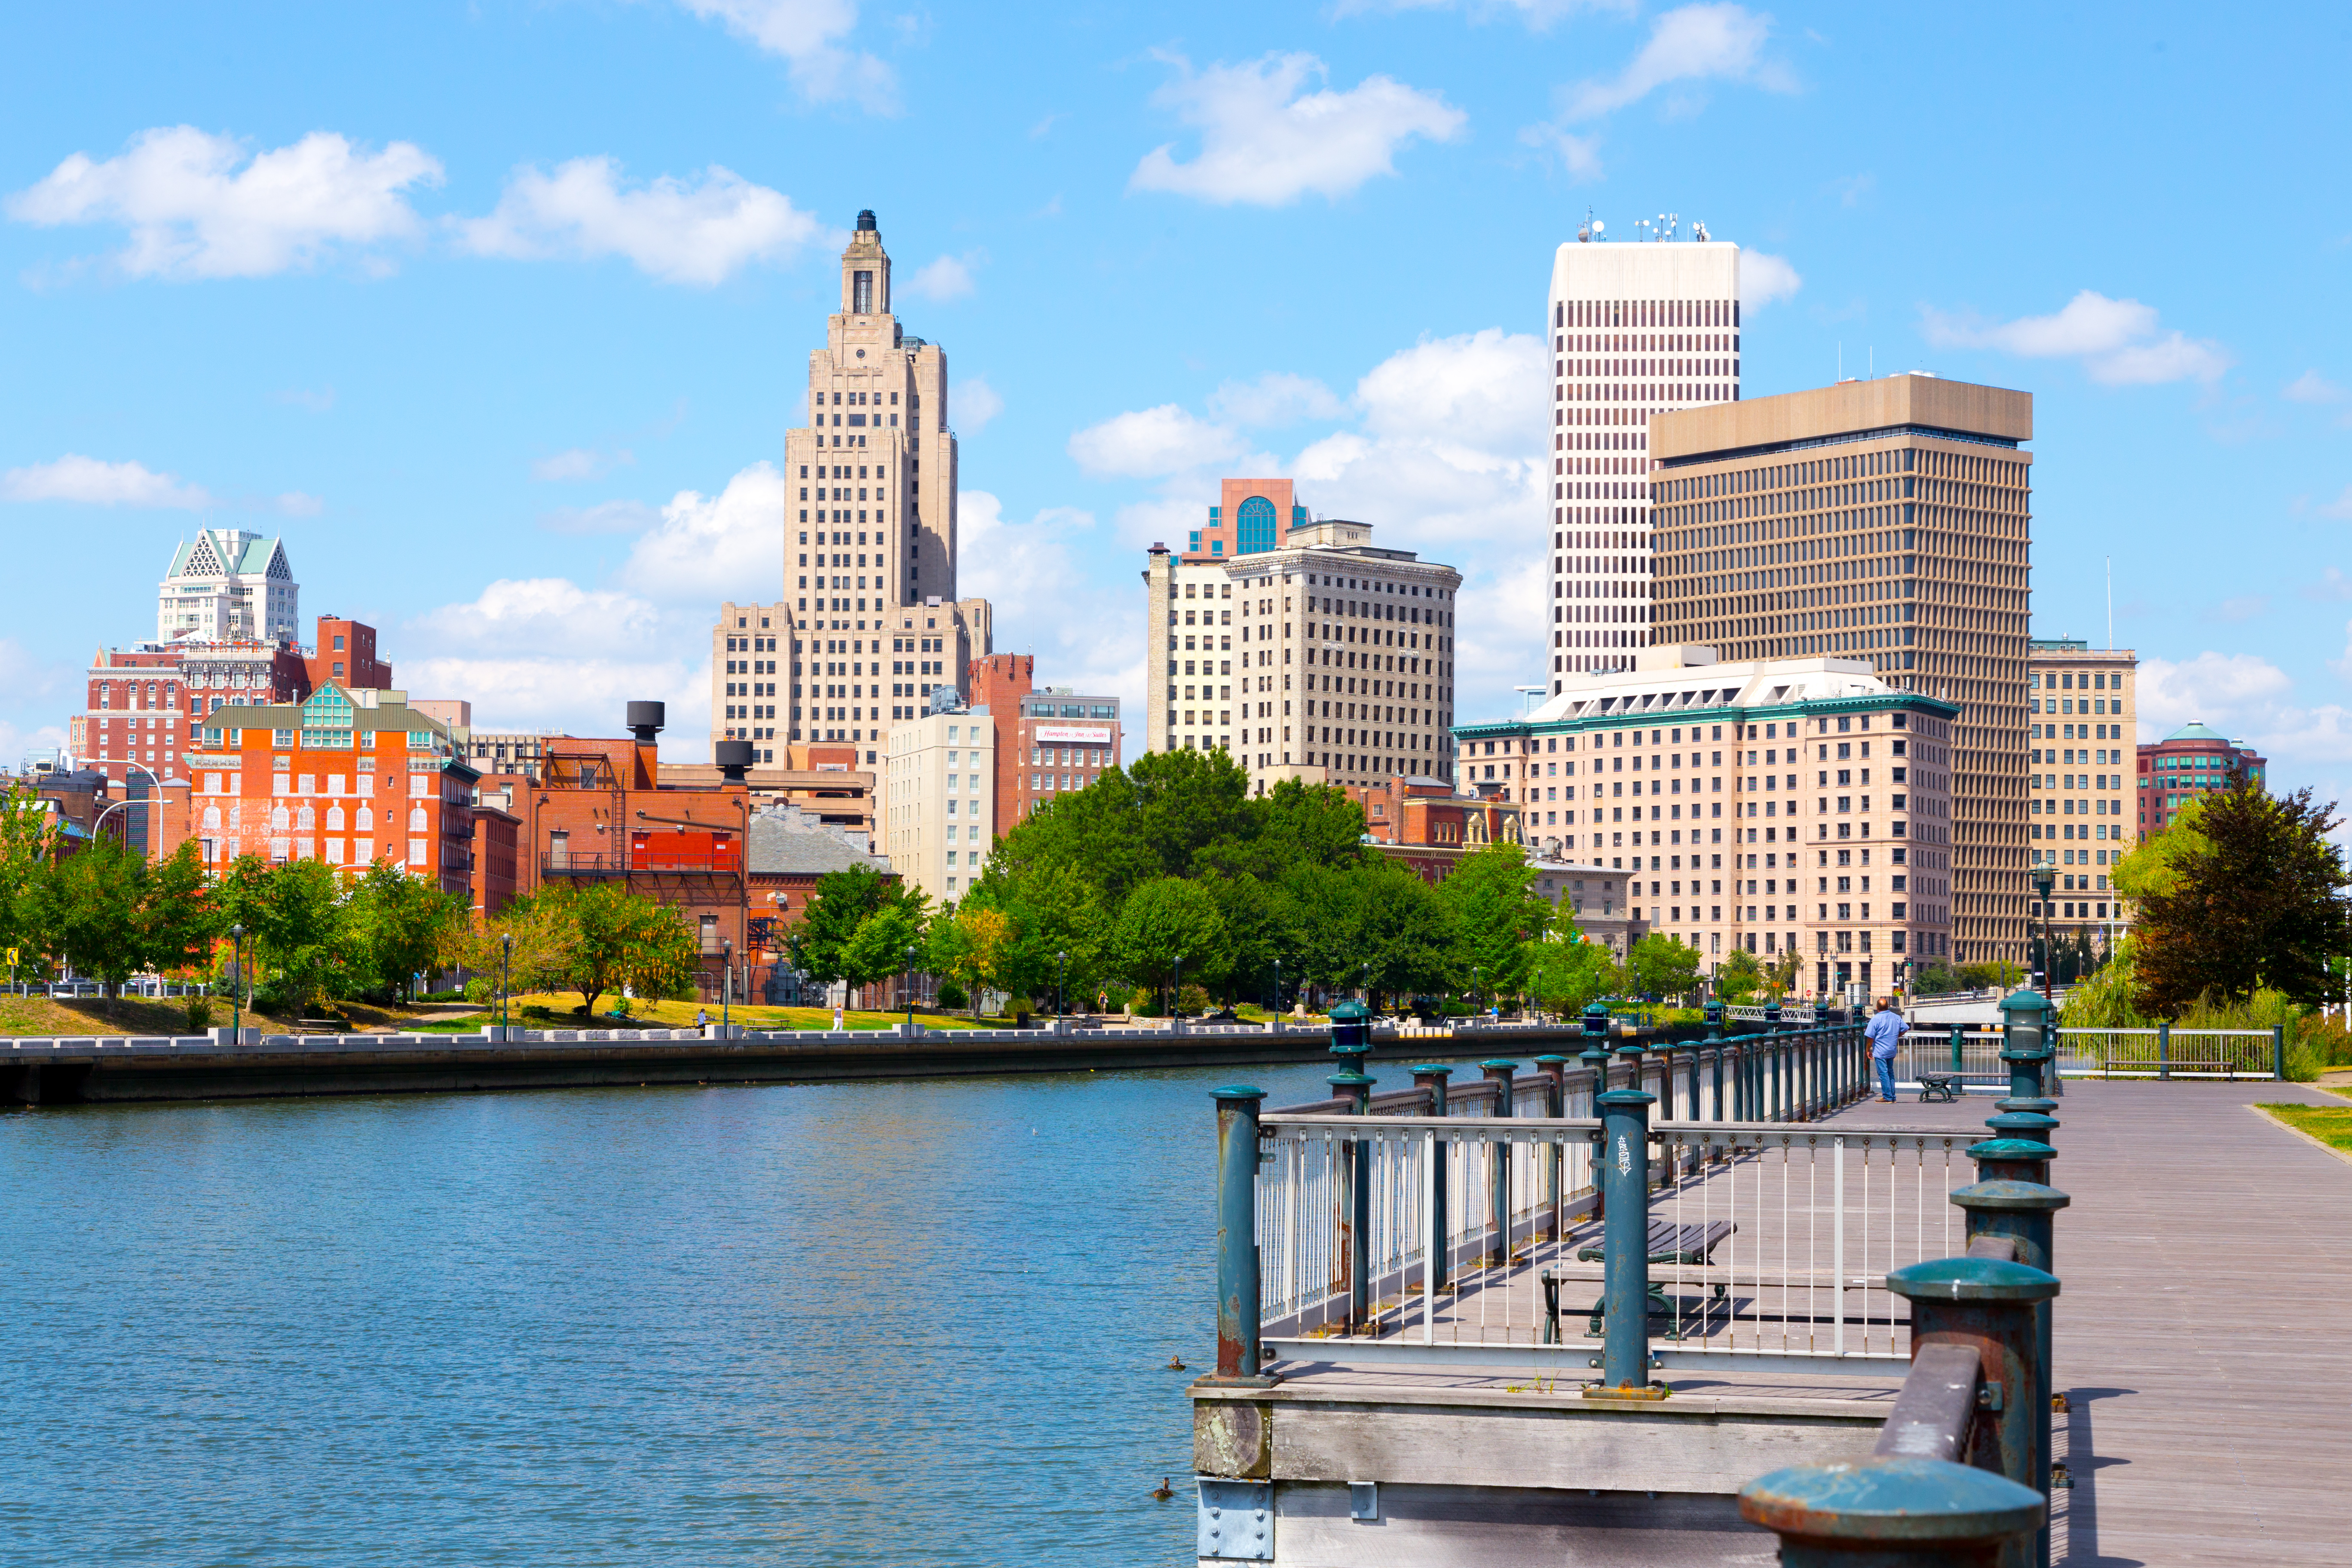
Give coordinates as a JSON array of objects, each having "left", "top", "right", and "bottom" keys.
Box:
[
  {"left": 2027, "top": 638, "right": 2137, "bottom": 936},
  {"left": 1648, "top": 374, "right": 2034, "bottom": 970},
  {"left": 1144, "top": 509, "right": 1462, "bottom": 794},
  {"left": 780, "top": 211, "right": 988, "bottom": 757},
  {"left": 1455, "top": 646, "right": 1960, "bottom": 998},
  {"left": 883, "top": 705, "right": 998, "bottom": 905}
]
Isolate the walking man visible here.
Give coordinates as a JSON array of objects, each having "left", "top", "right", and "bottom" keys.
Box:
[{"left": 1865, "top": 997, "right": 1908, "bottom": 1102}]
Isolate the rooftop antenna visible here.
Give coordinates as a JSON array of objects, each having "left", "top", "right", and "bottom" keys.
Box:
[{"left": 2106, "top": 556, "right": 2113, "bottom": 650}]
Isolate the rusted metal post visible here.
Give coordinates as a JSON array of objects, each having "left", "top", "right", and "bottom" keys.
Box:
[
  {"left": 1594, "top": 1073, "right": 1659, "bottom": 1394},
  {"left": 1481, "top": 1059, "right": 1518, "bottom": 1264},
  {"left": 1209, "top": 1085, "right": 1272, "bottom": 1384},
  {"left": 1996, "top": 989, "right": 2058, "bottom": 1151},
  {"left": 1740, "top": 1455, "right": 2046, "bottom": 1568},
  {"left": 1887, "top": 1256, "right": 2060, "bottom": 1568},
  {"left": 1953, "top": 1176, "right": 2070, "bottom": 1568},
  {"left": 1413, "top": 1064, "right": 1452, "bottom": 1294}
]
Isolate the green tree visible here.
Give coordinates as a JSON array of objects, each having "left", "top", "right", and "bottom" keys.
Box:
[
  {"left": 1627, "top": 932, "right": 1703, "bottom": 1001},
  {"left": 133, "top": 843, "right": 221, "bottom": 981},
  {"left": 213, "top": 854, "right": 350, "bottom": 1014},
  {"left": 489, "top": 881, "right": 693, "bottom": 1014},
  {"left": 1713, "top": 947, "right": 1764, "bottom": 1006},
  {"left": 2133, "top": 781, "right": 2350, "bottom": 1014},
  {"left": 38, "top": 837, "right": 147, "bottom": 1006},
  {"left": 0, "top": 783, "right": 62, "bottom": 977},
  {"left": 1528, "top": 933, "right": 1620, "bottom": 1014},
  {"left": 798, "top": 864, "right": 923, "bottom": 987},
  {"left": 347, "top": 860, "right": 469, "bottom": 1000},
  {"left": 1349, "top": 858, "right": 1458, "bottom": 1008},
  {"left": 1434, "top": 840, "right": 1553, "bottom": 1001},
  {"left": 1113, "top": 876, "right": 1227, "bottom": 1003},
  {"left": 843, "top": 897, "right": 928, "bottom": 1000}
]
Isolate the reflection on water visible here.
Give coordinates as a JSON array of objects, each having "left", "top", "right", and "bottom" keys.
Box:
[{"left": 0, "top": 1062, "right": 1359, "bottom": 1566}]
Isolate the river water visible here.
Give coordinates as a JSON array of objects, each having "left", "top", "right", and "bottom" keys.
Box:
[{"left": 0, "top": 1060, "right": 1374, "bottom": 1566}]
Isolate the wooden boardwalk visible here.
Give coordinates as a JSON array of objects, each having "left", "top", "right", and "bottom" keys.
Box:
[{"left": 1831, "top": 1078, "right": 2352, "bottom": 1566}]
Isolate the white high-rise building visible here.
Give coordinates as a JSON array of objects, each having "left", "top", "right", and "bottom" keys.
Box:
[
  {"left": 1547, "top": 217, "right": 1741, "bottom": 692},
  {"left": 783, "top": 210, "right": 987, "bottom": 763},
  {"left": 157, "top": 529, "right": 298, "bottom": 646}
]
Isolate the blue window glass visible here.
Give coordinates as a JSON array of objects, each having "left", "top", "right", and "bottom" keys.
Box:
[
  {"left": 1211, "top": 539, "right": 1225, "bottom": 556},
  {"left": 1237, "top": 495, "right": 1278, "bottom": 554}
]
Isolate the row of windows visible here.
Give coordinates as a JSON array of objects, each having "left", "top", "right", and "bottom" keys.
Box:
[{"left": 1554, "top": 297, "right": 1739, "bottom": 330}]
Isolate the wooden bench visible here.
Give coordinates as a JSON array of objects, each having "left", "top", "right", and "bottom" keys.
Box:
[
  {"left": 297, "top": 1017, "right": 346, "bottom": 1034},
  {"left": 1917, "top": 1072, "right": 1965, "bottom": 1103},
  {"left": 1541, "top": 1218, "right": 1737, "bottom": 1342}
]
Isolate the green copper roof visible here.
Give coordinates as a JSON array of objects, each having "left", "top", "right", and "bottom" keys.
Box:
[{"left": 2163, "top": 722, "right": 2227, "bottom": 742}]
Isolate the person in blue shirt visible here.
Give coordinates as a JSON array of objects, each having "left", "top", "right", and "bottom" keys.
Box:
[{"left": 1865, "top": 999, "right": 1908, "bottom": 1102}]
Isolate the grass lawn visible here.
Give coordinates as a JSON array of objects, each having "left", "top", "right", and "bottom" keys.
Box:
[
  {"left": 0, "top": 992, "right": 455, "bottom": 1038},
  {"left": 2256, "top": 1101, "right": 2352, "bottom": 1153},
  {"left": 484, "top": 992, "right": 993, "bottom": 1032}
]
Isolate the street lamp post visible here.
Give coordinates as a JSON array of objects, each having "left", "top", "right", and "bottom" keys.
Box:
[
  {"left": 721, "top": 938, "right": 733, "bottom": 1032},
  {"left": 1271, "top": 958, "right": 1282, "bottom": 1023},
  {"left": 229, "top": 923, "right": 245, "bottom": 1042},
  {"left": 499, "top": 931, "right": 511, "bottom": 1036},
  {"left": 1057, "top": 949, "right": 1068, "bottom": 1020},
  {"left": 1172, "top": 952, "right": 1185, "bottom": 1026},
  {"left": 904, "top": 943, "right": 919, "bottom": 1034},
  {"left": 2030, "top": 867, "right": 2055, "bottom": 1008}
]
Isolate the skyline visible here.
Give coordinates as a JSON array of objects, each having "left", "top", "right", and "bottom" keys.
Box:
[{"left": 2, "top": 2, "right": 2345, "bottom": 814}]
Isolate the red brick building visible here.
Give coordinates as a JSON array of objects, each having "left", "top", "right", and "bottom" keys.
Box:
[{"left": 2137, "top": 722, "right": 2268, "bottom": 835}]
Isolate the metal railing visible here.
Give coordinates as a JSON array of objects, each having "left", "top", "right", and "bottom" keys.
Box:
[
  {"left": 1244, "top": 1022, "right": 1912, "bottom": 1375},
  {"left": 2058, "top": 1024, "right": 2281, "bottom": 1079},
  {"left": 1729, "top": 1001, "right": 1815, "bottom": 1024}
]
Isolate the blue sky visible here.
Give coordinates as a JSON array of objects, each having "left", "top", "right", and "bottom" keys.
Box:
[{"left": 2, "top": 0, "right": 2347, "bottom": 806}]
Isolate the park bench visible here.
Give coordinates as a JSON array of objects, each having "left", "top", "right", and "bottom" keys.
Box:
[
  {"left": 1917, "top": 1072, "right": 1965, "bottom": 1103},
  {"left": 1540, "top": 1218, "right": 1737, "bottom": 1342},
  {"left": 297, "top": 1017, "right": 347, "bottom": 1035}
]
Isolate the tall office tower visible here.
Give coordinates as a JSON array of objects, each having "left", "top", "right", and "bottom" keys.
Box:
[
  {"left": 1547, "top": 220, "right": 1740, "bottom": 691},
  {"left": 782, "top": 210, "right": 968, "bottom": 751},
  {"left": 712, "top": 600, "right": 790, "bottom": 762},
  {"left": 1648, "top": 374, "right": 2035, "bottom": 969},
  {"left": 158, "top": 529, "right": 299, "bottom": 646},
  {"left": 2027, "top": 637, "right": 2138, "bottom": 948},
  {"left": 1145, "top": 483, "right": 1461, "bottom": 795}
]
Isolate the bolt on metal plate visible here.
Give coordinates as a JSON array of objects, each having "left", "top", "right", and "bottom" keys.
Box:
[
  {"left": 1348, "top": 1480, "right": 1378, "bottom": 1522},
  {"left": 1196, "top": 1477, "right": 1273, "bottom": 1561}
]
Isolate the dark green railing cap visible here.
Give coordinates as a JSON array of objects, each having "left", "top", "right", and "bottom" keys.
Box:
[
  {"left": 1329, "top": 998, "right": 1370, "bottom": 1020},
  {"left": 1534, "top": 1053, "right": 1570, "bottom": 1066},
  {"left": 1481, "top": 1058, "right": 1519, "bottom": 1071},
  {"left": 1596, "top": 1085, "right": 1656, "bottom": 1109},
  {"left": 1982, "top": 1111, "right": 2056, "bottom": 1137},
  {"left": 1965, "top": 1137, "right": 2056, "bottom": 1164},
  {"left": 1885, "top": 1255, "right": 2060, "bottom": 1305},
  {"left": 1949, "top": 1179, "right": 2070, "bottom": 1213},
  {"left": 1410, "top": 1063, "right": 1452, "bottom": 1076},
  {"left": 1740, "top": 1455, "right": 2046, "bottom": 1545},
  {"left": 1327, "top": 1071, "right": 1374, "bottom": 1088},
  {"left": 1211, "top": 1085, "right": 1267, "bottom": 1102}
]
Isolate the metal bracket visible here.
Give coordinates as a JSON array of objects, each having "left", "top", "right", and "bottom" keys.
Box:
[
  {"left": 1976, "top": 1382, "right": 2005, "bottom": 1412},
  {"left": 1348, "top": 1480, "right": 1378, "bottom": 1521},
  {"left": 1197, "top": 1477, "right": 1273, "bottom": 1561}
]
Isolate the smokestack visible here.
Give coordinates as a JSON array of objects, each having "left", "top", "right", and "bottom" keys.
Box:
[
  {"left": 626, "top": 701, "right": 665, "bottom": 745},
  {"left": 714, "top": 739, "right": 755, "bottom": 783}
]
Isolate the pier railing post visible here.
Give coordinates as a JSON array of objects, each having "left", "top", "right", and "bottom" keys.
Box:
[
  {"left": 1329, "top": 1002, "right": 1375, "bottom": 1329},
  {"left": 1887, "top": 1256, "right": 2059, "bottom": 1568},
  {"left": 2273, "top": 1023, "right": 2286, "bottom": 1081},
  {"left": 1412, "top": 1065, "right": 1453, "bottom": 1295},
  {"left": 1481, "top": 1059, "right": 1519, "bottom": 1264},
  {"left": 1953, "top": 1176, "right": 2069, "bottom": 1568},
  {"left": 1951, "top": 1023, "right": 1966, "bottom": 1078},
  {"left": 1594, "top": 1074, "right": 1659, "bottom": 1395},
  {"left": 1209, "top": 1085, "right": 1273, "bottom": 1384},
  {"left": 2157, "top": 1020, "right": 2170, "bottom": 1080},
  {"left": 1579, "top": 1027, "right": 1614, "bottom": 1223},
  {"left": 1535, "top": 1054, "right": 1569, "bottom": 1227},
  {"left": 1739, "top": 1456, "right": 2046, "bottom": 1568}
]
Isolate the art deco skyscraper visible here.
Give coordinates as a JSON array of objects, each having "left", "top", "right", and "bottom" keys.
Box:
[
  {"left": 1547, "top": 222, "right": 1741, "bottom": 692},
  {"left": 778, "top": 211, "right": 986, "bottom": 751}
]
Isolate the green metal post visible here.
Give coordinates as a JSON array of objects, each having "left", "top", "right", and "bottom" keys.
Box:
[
  {"left": 1412, "top": 1065, "right": 1452, "bottom": 1295},
  {"left": 1482, "top": 1058, "right": 1519, "bottom": 1263},
  {"left": 2157, "top": 1019, "right": 2170, "bottom": 1080},
  {"left": 1209, "top": 1085, "right": 1273, "bottom": 1384},
  {"left": 2273, "top": 1024, "right": 2286, "bottom": 1081},
  {"left": 1597, "top": 1076, "right": 1657, "bottom": 1391},
  {"left": 1329, "top": 1002, "right": 1375, "bottom": 1327},
  {"left": 1535, "top": 1054, "right": 1569, "bottom": 1228},
  {"left": 1740, "top": 1456, "right": 2046, "bottom": 1568},
  {"left": 1888, "top": 1256, "right": 2060, "bottom": 1568},
  {"left": 1954, "top": 1175, "right": 2070, "bottom": 1568},
  {"left": 1951, "top": 1022, "right": 1966, "bottom": 1076},
  {"left": 1580, "top": 1020, "right": 1613, "bottom": 1220}
]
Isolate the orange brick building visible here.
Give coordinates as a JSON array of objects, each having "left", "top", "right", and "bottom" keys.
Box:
[{"left": 188, "top": 683, "right": 477, "bottom": 896}]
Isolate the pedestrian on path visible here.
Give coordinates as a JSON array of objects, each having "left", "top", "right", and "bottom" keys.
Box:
[{"left": 1865, "top": 997, "right": 1908, "bottom": 1102}]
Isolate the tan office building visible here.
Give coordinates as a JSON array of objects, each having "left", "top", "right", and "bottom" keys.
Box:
[
  {"left": 1648, "top": 374, "right": 2034, "bottom": 969},
  {"left": 882, "top": 705, "right": 998, "bottom": 905},
  {"left": 2027, "top": 638, "right": 2137, "bottom": 937},
  {"left": 1144, "top": 512, "right": 1461, "bottom": 794}
]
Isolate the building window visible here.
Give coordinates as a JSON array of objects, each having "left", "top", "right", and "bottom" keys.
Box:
[{"left": 1236, "top": 495, "right": 1278, "bottom": 554}]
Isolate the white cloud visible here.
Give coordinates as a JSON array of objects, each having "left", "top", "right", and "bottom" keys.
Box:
[
  {"left": 1130, "top": 52, "right": 1465, "bottom": 206},
  {"left": 1209, "top": 373, "right": 1345, "bottom": 428},
  {"left": 2282, "top": 369, "right": 2344, "bottom": 404},
  {"left": 1558, "top": 3, "right": 1781, "bottom": 119},
  {"left": 2318, "top": 485, "right": 2352, "bottom": 521},
  {"left": 458, "top": 158, "right": 826, "bottom": 286},
  {"left": 276, "top": 492, "right": 324, "bottom": 517},
  {"left": 958, "top": 491, "right": 1141, "bottom": 737},
  {"left": 0, "top": 639, "right": 74, "bottom": 708},
  {"left": 675, "top": 0, "right": 896, "bottom": 112},
  {"left": 1739, "top": 249, "right": 1801, "bottom": 308},
  {"left": 410, "top": 577, "right": 666, "bottom": 660},
  {"left": 2136, "top": 651, "right": 2352, "bottom": 777},
  {"left": 539, "top": 499, "right": 661, "bottom": 535},
  {"left": 1921, "top": 290, "right": 2231, "bottom": 386},
  {"left": 1069, "top": 404, "right": 1247, "bottom": 478},
  {"left": 906, "top": 251, "right": 981, "bottom": 302},
  {"left": 1332, "top": 0, "right": 1632, "bottom": 26},
  {"left": 0, "top": 454, "right": 212, "bottom": 508},
  {"left": 618, "top": 461, "right": 788, "bottom": 602},
  {"left": 0, "top": 720, "right": 70, "bottom": 770},
  {"left": 6, "top": 126, "right": 440, "bottom": 279},
  {"left": 532, "top": 446, "right": 634, "bottom": 482},
  {"left": 2303, "top": 567, "right": 2352, "bottom": 602},
  {"left": 1519, "top": 123, "right": 1605, "bottom": 178},
  {"left": 952, "top": 377, "right": 1004, "bottom": 436},
  {"left": 2207, "top": 593, "right": 2269, "bottom": 624}
]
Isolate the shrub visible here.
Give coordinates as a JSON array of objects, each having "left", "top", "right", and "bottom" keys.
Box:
[
  {"left": 464, "top": 976, "right": 493, "bottom": 1004},
  {"left": 1176, "top": 983, "right": 1211, "bottom": 1017},
  {"left": 1129, "top": 986, "right": 1164, "bottom": 1016},
  {"left": 937, "top": 980, "right": 968, "bottom": 1009},
  {"left": 182, "top": 995, "right": 213, "bottom": 1032}
]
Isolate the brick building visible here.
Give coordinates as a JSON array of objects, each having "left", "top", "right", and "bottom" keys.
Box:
[
  {"left": 188, "top": 683, "right": 477, "bottom": 896},
  {"left": 968, "top": 653, "right": 1123, "bottom": 825},
  {"left": 2138, "top": 723, "right": 2267, "bottom": 832}
]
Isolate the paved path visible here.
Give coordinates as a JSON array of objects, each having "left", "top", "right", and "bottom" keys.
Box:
[{"left": 1834, "top": 1078, "right": 2351, "bottom": 1566}]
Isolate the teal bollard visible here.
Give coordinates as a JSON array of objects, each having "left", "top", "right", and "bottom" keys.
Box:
[
  {"left": 1740, "top": 1455, "right": 2046, "bottom": 1567},
  {"left": 1953, "top": 1176, "right": 2070, "bottom": 1568},
  {"left": 1481, "top": 1059, "right": 1519, "bottom": 1265},
  {"left": 1208, "top": 1085, "right": 1274, "bottom": 1384},
  {"left": 1594, "top": 1076, "right": 1659, "bottom": 1393}
]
